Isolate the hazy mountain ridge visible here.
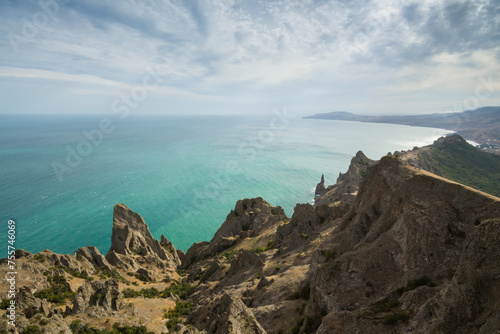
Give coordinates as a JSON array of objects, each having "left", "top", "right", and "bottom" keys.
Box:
[
  {"left": 305, "top": 107, "right": 500, "bottom": 153},
  {"left": 2, "top": 137, "right": 500, "bottom": 334}
]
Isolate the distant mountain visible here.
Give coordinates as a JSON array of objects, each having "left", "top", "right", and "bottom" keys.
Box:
[{"left": 305, "top": 107, "right": 500, "bottom": 152}]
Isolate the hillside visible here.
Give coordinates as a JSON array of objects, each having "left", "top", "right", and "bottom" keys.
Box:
[
  {"left": 2, "top": 139, "right": 500, "bottom": 334},
  {"left": 304, "top": 106, "right": 500, "bottom": 153},
  {"left": 398, "top": 134, "right": 500, "bottom": 197}
]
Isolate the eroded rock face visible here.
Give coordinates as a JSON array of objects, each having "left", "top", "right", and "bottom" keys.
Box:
[
  {"left": 182, "top": 198, "right": 288, "bottom": 268},
  {"left": 71, "top": 279, "right": 124, "bottom": 314},
  {"left": 414, "top": 219, "right": 500, "bottom": 333},
  {"left": 315, "top": 174, "right": 326, "bottom": 196},
  {"left": 315, "top": 150, "right": 376, "bottom": 207},
  {"left": 107, "top": 204, "right": 167, "bottom": 259},
  {"left": 310, "top": 156, "right": 500, "bottom": 333},
  {"left": 105, "top": 203, "right": 179, "bottom": 269},
  {"left": 75, "top": 246, "right": 113, "bottom": 272},
  {"left": 212, "top": 197, "right": 287, "bottom": 241},
  {"left": 204, "top": 294, "right": 267, "bottom": 334}
]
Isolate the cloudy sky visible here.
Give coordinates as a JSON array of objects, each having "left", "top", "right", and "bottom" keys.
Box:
[{"left": 1, "top": 0, "right": 499, "bottom": 115}]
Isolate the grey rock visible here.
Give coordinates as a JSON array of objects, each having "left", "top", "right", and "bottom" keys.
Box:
[
  {"left": 75, "top": 246, "right": 113, "bottom": 272},
  {"left": 72, "top": 279, "right": 124, "bottom": 314},
  {"left": 206, "top": 294, "right": 267, "bottom": 334}
]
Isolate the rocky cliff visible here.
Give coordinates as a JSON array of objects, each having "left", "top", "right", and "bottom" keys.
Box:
[{"left": 2, "top": 137, "right": 500, "bottom": 334}]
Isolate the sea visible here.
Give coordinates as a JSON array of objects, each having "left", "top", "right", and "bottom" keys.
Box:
[{"left": 0, "top": 113, "right": 450, "bottom": 255}]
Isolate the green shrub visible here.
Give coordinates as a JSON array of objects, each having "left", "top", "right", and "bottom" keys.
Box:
[
  {"left": 33, "top": 254, "right": 45, "bottom": 263},
  {"left": 163, "top": 282, "right": 194, "bottom": 300},
  {"left": 287, "top": 283, "right": 310, "bottom": 300},
  {"left": 34, "top": 275, "right": 75, "bottom": 304},
  {"left": 222, "top": 250, "right": 237, "bottom": 261},
  {"left": 164, "top": 300, "right": 193, "bottom": 319},
  {"left": 22, "top": 326, "right": 42, "bottom": 334},
  {"left": 0, "top": 298, "right": 13, "bottom": 309},
  {"left": 291, "top": 317, "right": 304, "bottom": 334}
]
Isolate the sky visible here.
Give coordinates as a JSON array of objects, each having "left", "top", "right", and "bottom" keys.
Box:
[{"left": 0, "top": 0, "right": 499, "bottom": 116}]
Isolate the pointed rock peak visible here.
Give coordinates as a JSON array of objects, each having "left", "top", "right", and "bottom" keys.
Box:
[
  {"left": 315, "top": 174, "right": 326, "bottom": 196},
  {"left": 107, "top": 203, "right": 167, "bottom": 261},
  {"left": 113, "top": 203, "right": 148, "bottom": 231},
  {"left": 355, "top": 150, "right": 367, "bottom": 159}
]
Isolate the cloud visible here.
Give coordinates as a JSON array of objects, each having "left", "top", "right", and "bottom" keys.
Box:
[{"left": 0, "top": 0, "right": 499, "bottom": 114}]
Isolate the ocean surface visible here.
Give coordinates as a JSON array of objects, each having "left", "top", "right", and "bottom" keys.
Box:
[{"left": 0, "top": 113, "right": 450, "bottom": 254}]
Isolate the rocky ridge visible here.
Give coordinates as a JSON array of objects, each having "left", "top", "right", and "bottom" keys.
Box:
[{"left": 2, "top": 137, "right": 500, "bottom": 334}]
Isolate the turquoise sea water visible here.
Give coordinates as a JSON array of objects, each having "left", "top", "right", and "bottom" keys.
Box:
[{"left": 0, "top": 113, "right": 450, "bottom": 254}]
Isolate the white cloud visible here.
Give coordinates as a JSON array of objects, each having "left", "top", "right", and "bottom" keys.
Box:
[{"left": 0, "top": 0, "right": 498, "bottom": 114}]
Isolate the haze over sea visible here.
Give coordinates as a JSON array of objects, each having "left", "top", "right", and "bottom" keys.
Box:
[{"left": 0, "top": 113, "right": 450, "bottom": 254}]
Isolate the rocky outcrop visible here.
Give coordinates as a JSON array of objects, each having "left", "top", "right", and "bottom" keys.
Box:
[
  {"left": 71, "top": 279, "right": 124, "bottom": 314},
  {"left": 191, "top": 294, "right": 267, "bottom": 334},
  {"left": 75, "top": 246, "right": 113, "bottom": 272},
  {"left": 413, "top": 219, "right": 500, "bottom": 333},
  {"left": 212, "top": 197, "right": 287, "bottom": 241},
  {"left": 309, "top": 156, "right": 500, "bottom": 332},
  {"left": 315, "top": 174, "right": 326, "bottom": 196},
  {"left": 315, "top": 151, "right": 376, "bottom": 207},
  {"left": 182, "top": 198, "right": 288, "bottom": 268},
  {"left": 105, "top": 203, "right": 179, "bottom": 269}
]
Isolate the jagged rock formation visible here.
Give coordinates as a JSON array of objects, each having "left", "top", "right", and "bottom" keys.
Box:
[
  {"left": 181, "top": 197, "right": 287, "bottom": 268},
  {"left": 70, "top": 279, "right": 125, "bottom": 314},
  {"left": 3, "top": 137, "right": 500, "bottom": 334},
  {"left": 308, "top": 156, "right": 500, "bottom": 332},
  {"left": 75, "top": 246, "right": 113, "bottom": 272},
  {"left": 190, "top": 294, "right": 267, "bottom": 334},
  {"left": 315, "top": 174, "right": 326, "bottom": 196},
  {"left": 414, "top": 218, "right": 500, "bottom": 333},
  {"left": 314, "top": 150, "right": 376, "bottom": 208},
  {"left": 106, "top": 203, "right": 181, "bottom": 269}
]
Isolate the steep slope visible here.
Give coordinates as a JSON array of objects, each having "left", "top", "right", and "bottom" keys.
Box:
[{"left": 309, "top": 156, "right": 500, "bottom": 333}]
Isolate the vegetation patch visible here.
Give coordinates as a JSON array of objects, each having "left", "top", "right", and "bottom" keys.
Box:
[
  {"left": 22, "top": 325, "right": 42, "bottom": 334},
  {"left": 164, "top": 301, "right": 193, "bottom": 330},
  {"left": 122, "top": 282, "right": 194, "bottom": 300},
  {"left": 98, "top": 269, "right": 128, "bottom": 283},
  {"left": 176, "top": 268, "right": 187, "bottom": 277},
  {"left": 222, "top": 250, "right": 237, "bottom": 261},
  {"left": 287, "top": 283, "right": 310, "bottom": 300},
  {"left": 251, "top": 240, "right": 276, "bottom": 254},
  {"left": 0, "top": 298, "right": 13, "bottom": 310},
  {"left": 33, "top": 254, "right": 45, "bottom": 263},
  {"left": 424, "top": 141, "right": 500, "bottom": 197},
  {"left": 69, "top": 320, "right": 154, "bottom": 334},
  {"left": 34, "top": 275, "right": 76, "bottom": 304}
]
